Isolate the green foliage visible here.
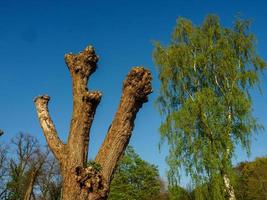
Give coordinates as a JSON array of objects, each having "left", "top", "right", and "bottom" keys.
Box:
[
  {"left": 168, "top": 185, "right": 193, "bottom": 200},
  {"left": 235, "top": 157, "right": 267, "bottom": 200},
  {"left": 153, "top": 14, "right": 266, "bottom": 199},
  {"left": 87, "top": 160, "right": 102, "bottom": 172},
  {"left": 108, "top": 146, "right": 161, "bottom": 200},
  {"left": 6, "top": 162, "right": 30, "bottom": 200}
]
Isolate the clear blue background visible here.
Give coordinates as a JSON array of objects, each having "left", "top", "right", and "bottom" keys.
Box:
[{"left": 0, "top": 0, "right": 266, "bottom": 185}]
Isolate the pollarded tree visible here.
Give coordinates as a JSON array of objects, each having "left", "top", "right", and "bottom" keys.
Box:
[
  {"left": 34, "top": 45, "right": 152, "bottom": 200},
  {"left": 153, "top": 15, "right": 266, "bottom": 200}
]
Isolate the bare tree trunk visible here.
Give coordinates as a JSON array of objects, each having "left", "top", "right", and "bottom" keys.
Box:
[
  {"left": 23, "top": 170, "right": 37, "bottom": 200},
  {"left": 34, "top": 45, "right": 152, "bottom": 200},
  {"left": 223, "top": 109, "right": 236, "bottom": 200},
  {"left": 23, "top": 151, "right": 47, "bottom": 200}
]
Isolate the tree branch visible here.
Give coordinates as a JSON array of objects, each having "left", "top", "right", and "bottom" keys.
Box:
[
  {"left": 23, "top": 151, "right": 47, "bottom": 200},
  {"left": 95, "top": 67, "right": 152, "bottom": 184},
  {"left": 65, "top": 45, "right": 101, "bottom": 165},
  {"left": 34, "top": 95, "right": 65, "bottom": 161}
]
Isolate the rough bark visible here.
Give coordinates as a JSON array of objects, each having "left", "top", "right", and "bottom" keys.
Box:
[
  {"left": 34, "top": 45, "right": 152, "bottom": 200},
  {"left": 95, "top": 68, "right": 152, "bottom": 181}
]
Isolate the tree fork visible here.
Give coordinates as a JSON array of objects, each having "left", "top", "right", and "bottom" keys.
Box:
[{"left": 34, "top": 44, "right": 152, "bottom": 200}]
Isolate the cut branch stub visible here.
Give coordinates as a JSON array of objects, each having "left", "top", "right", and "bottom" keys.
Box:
[
  {"left": 65, "top": 45, "right": 99, "bottom": 78},
  {"left": 83, "top": 91, "right": 102, "bottom": 105},
  {"left": 123, "top": 66, "right": 152, "bottom": 102}
]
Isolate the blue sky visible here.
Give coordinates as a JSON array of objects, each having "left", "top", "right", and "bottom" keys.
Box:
[{"left": 0, "top": 0, "right": 267, "bottom": 185}]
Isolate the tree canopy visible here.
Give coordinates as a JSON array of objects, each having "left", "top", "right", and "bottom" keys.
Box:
[
  {"left": 153, "top": 14, "right": 266, "bottom": 199},
  {"left": 108, "top": 146, "right": 161, "bottom": 200},
  {"left": 1, "top": 134, "right": 163, "bottom": 200}
]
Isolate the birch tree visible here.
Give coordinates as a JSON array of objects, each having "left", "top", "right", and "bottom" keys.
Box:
[{"left": 153, "top": 15, "right": 266, "bottom": 200}]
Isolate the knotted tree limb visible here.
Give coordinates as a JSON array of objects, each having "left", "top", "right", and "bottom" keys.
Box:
[
  {"left": 34, "top": 45, "right": 152, "bottom": 200},
  {"left": 64, "top": 46, "right": 101, "bottom": 166}
]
